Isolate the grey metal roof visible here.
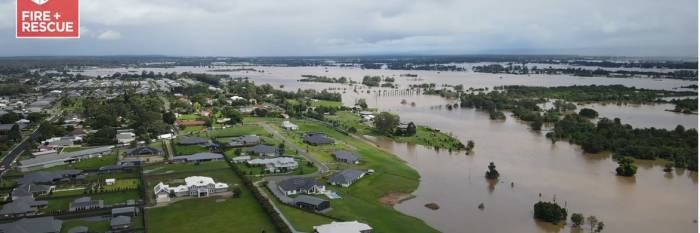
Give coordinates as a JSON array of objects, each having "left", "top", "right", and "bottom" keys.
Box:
[
  {"left": 248, "top": 144, "right": 279, "bottom": 155},
  {"left": 172, "top": 152, "right": 223, "bottom": 162},
  {"left": 329, "top": 169, "right": 365, "bottom": 185},
  {"left": 112, "top": 206, "right": 137, "bottom": 215},
  {"left": 277, "top": 177, "right": 322, "bottom": 192},
  {"left": 0, "top": 216, "right": 63, "bottom": 233},
  {"left": 293, "top": 195, "right": 328, "bottom": 206},
  {"left": 177, "top": 136, "right": 209, "bottom": 145},
  {"left": 0, "top": 124, "right": 16, "bottom": 131},
  {"left": 11, "top": 184, "right": 53, "bottom": 198},
  {"left": 17, "top": 170, "right": 83, "bottom": 184},
  {"left": 124, "top": 146, "right": 163, "bottom": 156},
  {"left": 0, "top": 197, "right": 46, "bottom": 215},
  {"left": 110, "top": 216, "right": 131, "bottom": 227},
  {"left": 303, "top": 133, "right": 334, "bottom": 145},
  {"left": 333, "top": 151, "right": 360, "bottom": 163},
  {"left": 19, "top": 146, "right": 112, "bottom": 168}
]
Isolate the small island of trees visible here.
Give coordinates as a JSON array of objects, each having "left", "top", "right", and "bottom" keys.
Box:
[
  {"left": 485, "top": 162, "right": 500, "bottom": 179},
  {"left": 533, "top": 201, "right": 567, "bottom": 224}
]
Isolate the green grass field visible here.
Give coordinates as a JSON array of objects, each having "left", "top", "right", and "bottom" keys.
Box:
[
  {"left": 262, "top": 188, "right": 333, "bottom": 232},
  {"left": 173, "top": 144, "right": 209, "bottom": 155},
  {"left": 142, "top": 161, "right": 229, "bottom": 176},
  {"left": 312, "top": 100, "right": 343, "bottom": 108},
  {"left": 144, "top": 169, "right": 279, "bottom": 233},
  {"left": 46, "top": 191, "right": 141, "bottom": 212},
  {"left": 269, "top": 119, "right": 439, "bottom": 233},
  {"left": 60, "top": 219, "right": 111, "bottom": 233}
]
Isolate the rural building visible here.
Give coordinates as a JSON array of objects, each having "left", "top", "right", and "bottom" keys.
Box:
[
  {"left": 332, "top": 151, "right": 361, "bottom": 164},
  {"left": 228, "top": 135, "right": 261, "bottom": 147},
  {"left": 172, "top": 152, "right": 224, "bottom": 163},
  {"left": 248, "top": 144, "right": 280, "bottom": 157},
  {"left": 0, "top": 196, "right": 48, "bottom": 217},
  {"left": 303, "top": 133, "right": 334, "bottom": 145},
  {"left": 277, "top": 177, "right": 326, "bottom": 196},
  {"left": 247, "top": 157, "right": 299, "bottom": 173},
  {"left": 110, "top": 216, "right": 131, "bottom": 230},
  {"left": 18, "top": 146, "right": 113, "bottom": 172},
  {"left": 116, "top": 132, "right": 136, "bottom": 144},
  {"left": 282, "top": 121, "right": 299, "bottom": 130},
  {"left": 111, "top": 206, "right": 138, "bottom": 217},
  {"left": 329, "top": 169, "right": 366, "bottom": 187},
  {"left": 294, "top": 195, "right": 330, "bottom": 212},
  {"left": 0, "top": 216, "right": 63, "bottom": 233},
  {"left": 153, "top": 176, "right": 229, "bottom": 201},
  {"left": 69, "top": 197, "right": 104, "bottom": 212}
]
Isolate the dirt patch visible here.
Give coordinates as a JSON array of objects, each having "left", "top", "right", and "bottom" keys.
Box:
[{"left": 379, "top": 192, "right": 415, "bottom": 206}]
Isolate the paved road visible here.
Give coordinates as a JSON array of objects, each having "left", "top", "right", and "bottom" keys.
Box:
[
  {"left": 254, "top": 180, "right": 305, "bottom": 233},
  {"left": 0, "top": 112, "right": 60, "bottom": 176}
]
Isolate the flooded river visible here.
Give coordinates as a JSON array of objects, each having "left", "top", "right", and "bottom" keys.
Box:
[{"left": 80, "top": 66, "right": 698, "bottom": 233}]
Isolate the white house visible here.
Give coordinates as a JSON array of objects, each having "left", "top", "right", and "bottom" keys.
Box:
[
  {"left": 153, "top": 176, "right": 229, "bottom": 202},
  {"left": 116, "top": 132, "right": 136, "bottom": 144},
  {"left": 247, "top": 157, "right": 299, "bottom": 173},
  {"left": 105, "top": 178, "right": 116, "bottom": 186},
  {"left": 282, "top": 121, "right": 298, "bottom": 130}
]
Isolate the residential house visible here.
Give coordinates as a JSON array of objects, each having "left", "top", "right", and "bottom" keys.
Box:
[
  {"left": 0, "top": 216, "right": 63, "bottom": 233},
  {"left": 18, "top": 146, "right": 113, "bottom": 172},
  {"left": 329, "top": 169, "right": 366, "bottom": 187},
  {"left": 16, "top": 170, "right": 83, "bottom": 185},
  {"left": 69, "top": 197, "right": 104, "bottom": 212},
  {"left": 230, "top": 156, "right": 251, "bottom": 163},
  {"left": 116, "top": 132, "right": 136, "bottom": 144},
  {"left": 247, "top": 157, "right": 299, "bottom": 173},
  {"left": 172, "top": 152, "right": 224, "bottom": 163},
  {"left": 248, "top": 144, "right": 279, "bottom": 157},
  {"left": 228, "top": 135, "right": 261, "bottom": 147},
  {"left": 122, "top": 146, "right": 164, "bottom": 164},
  {"left": 313, "top": 221, "right": 373, "bottom": 233},
  {"left": 0, "top": 196, "right": 48, "bottom": 217},
  {"left": 294, "top": 195, "right": 330, "bottom": 212},
  {"left": 303, "top": 133, "right": 334, "bottom": 146},
  {"left": 111, "top": 206, "right": 138, "bottom": 218},
  {"left": 332, "top": 151, "right": 361, "bottom": 164},
  {"left": 282, "top": 121, "right": 298, "bottom": 130},
  {"left": 277, "top": 177, "right": 325, "bottom": 196},
  {"left": 11, "top": 184, "right": 55, "bottom": 200},
  {"left": 110, "top": 216, "right": 131, "bottom": 230},
  {"left": 153, "top": 176, "right": 229, "bottom": 202}
]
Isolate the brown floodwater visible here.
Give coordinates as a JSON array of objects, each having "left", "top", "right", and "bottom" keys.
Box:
[{"left": 78, "top": 66, "right": 698, "bottom": 233}]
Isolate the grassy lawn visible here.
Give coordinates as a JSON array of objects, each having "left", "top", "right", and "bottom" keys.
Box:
[
  {"left": 173, "top": 144, "right": 209, "bottom": 155},
  {"left": 325, "top": 111, "right": 465, "bottom": 150},
  {"left": 60, "top": 219, "right": 110, "bottom": 233},
  {"left": 142, "top": 161, "right": 229, "bottom": 176},
  {"left": 180, "top": 126, "right": 205, "bottom": 135},
  {"left": 267, "top": 119, "right": 438, "bottom": 233},
  {"left": 201, "top": 124, "right": 270, "bottom": 138},
  {"left": 312, "top": 100, "right": 343, "bottom": 108},
  {"left": 46, "top": 191, "right": 141, "bottom": 212},
  {"left": 36, "top": 153, "right": 118, "bottom": 171},
  {"left": 144, "top": 169, "right": 279, "bottom": 233},
  {"left": 104, "top": 178, "right": 139, "bottom": 191},
  {"left": 177, "top": 114, "right": 201, "bottom": 120}
]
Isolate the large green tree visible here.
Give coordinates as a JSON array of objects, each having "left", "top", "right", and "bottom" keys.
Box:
[{"left": 374, "top": 112, "right": 399, "bottom": 135}]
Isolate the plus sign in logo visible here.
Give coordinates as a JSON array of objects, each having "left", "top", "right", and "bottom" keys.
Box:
[{"left": 16, "top": 0, "right": 80, "bottom": 38}]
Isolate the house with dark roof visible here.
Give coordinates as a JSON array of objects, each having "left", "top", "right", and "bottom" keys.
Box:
[
  {"left": 18, "top": 146, "right": 113, "bottom": 172},
  {"left": 172, "top": 152, "right": 224, "bottom": 163},
  {"left": 111, "top": 206, "right": 138, "bottom": 217},
  {"left": 0, "top": 216, "right": 63, "bottom": 233},
  {"left": 228, "top": 135, "right": 261, "bottom": 147},
  {"left": 303, "top": 133, "right": 335, "bottom": 145},
  {"left": 332, "top": 151, "right": 361, "bottom": 164},
  {"left": 110, "top": 216, "right": 131, "bottom": 230},
  {"left": 0, "top": 196, "right": 48, "bottom": 217},
  {"left": 248, "top": 144, "right": 280, "bottom": 157},
  {"left": 17, "top": 170, "right": 83, "bottom": 185},
  {"left": 124, "top": 146, "right": 163, "bottom": 157},
  {"left": 122, "top": 146, "right": 164, "bottom": 164},
  {"left": 176, "top": 136, "right": 210, "bottom": 146},
  {"left": 294, "top": 195, "right": 330, "bottom": 212},
  {"left": 11, "top": 183, "right": 55, "bottom": 200},
  {"left": 277, "top": 177, "right": 326, "bottom": 196},
  {"left": 69, "top": 197, "right": 104, "bottom": 212},
  {"left": 329, "top": 169, "right": 366, "bottom": 187}
]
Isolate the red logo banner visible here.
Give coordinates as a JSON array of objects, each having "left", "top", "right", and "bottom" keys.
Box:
[{"left": 16, "top": 0, "right": 80, "bottom": 38}]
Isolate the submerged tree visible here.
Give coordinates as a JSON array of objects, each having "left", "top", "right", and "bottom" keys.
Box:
[
  {"left": 466, "top": 140, "right": 475, "bottom": 155},
  {"left": 615, "top": 157, "right": 637, "bottom": 176},
  {"left": 533, "top": 201, "right": 567, "bottom": 224},
  {"left": 485, "top": 162, "right": 500, "bottom": 179}
]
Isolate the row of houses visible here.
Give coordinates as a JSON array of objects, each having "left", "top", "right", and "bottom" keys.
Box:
[{"left": 18, "top": 146, "right": 114, "bottom": 172}]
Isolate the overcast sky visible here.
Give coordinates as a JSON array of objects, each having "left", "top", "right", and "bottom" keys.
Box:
[{"left": 0, "top": 0, "right": 697, "bottom": 57}]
